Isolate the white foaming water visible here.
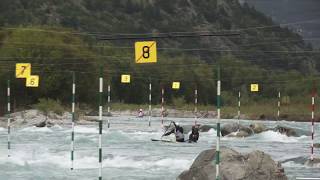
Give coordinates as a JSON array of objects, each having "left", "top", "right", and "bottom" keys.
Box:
[
  {"left": 20, "top": 126, "right": 53, "bottom": 133},
  {"left": 1, "top": 150, "right": 191, "bottom": 171},
  {"left": 254, "top": 130, "right": 306, "bottom": 143},
  {"left": 102, "top": 156, "right": 192, "bottom": 170},
  {"left": 0, "top": 127, "right": 5, "bottom": 131},
  {"left": 282, "top": 161, "right": 306, "bottom": 168},
  {"left": 0, "top": 118, "right": 319, "bottom": 179},
  {"left": 68, "top": 126, "right": 106, "bottom": 134}
]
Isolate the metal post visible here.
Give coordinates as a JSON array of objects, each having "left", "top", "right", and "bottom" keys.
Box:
[
  {"left": 215, "top": 66, "right": 221, "bottom": 180},
  {"left": 107, "top": 85, "right": 111, "bottom": 128},
  {"left": 7, "top": 80, "right": 11, "bottom": 157},
  {"left": 71, "top": 72, "right": 76, "bottom": 170},
  {"left": 98, "top": 67, "right": 103, "bottom": 179}
]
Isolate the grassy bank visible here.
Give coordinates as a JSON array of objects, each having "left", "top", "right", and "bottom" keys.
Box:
[{"left": 110, "top": 101, "right": 317, "bottom": 122}]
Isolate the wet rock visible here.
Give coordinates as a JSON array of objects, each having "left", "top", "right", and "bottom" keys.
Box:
[
  {"left": 221, "top": 123, "right": 253, "bottom": 137},
  {"left": 35, "top": 120, "right": 46, "bottom": 127},
  {"left": 274, "top": 125, "right": 298, "bottom": 137},
  {"left": 178, "top": 147, "right": 287, "bottom": 180},
  {"left": 227, "top": 130, "right": 249, "bottom": 137},
  {"left": 199, "top": 125, "right": 216, "bottom": 132},
  {"left": 305, "top": 158, "right": 320, "bottom": 167},
  {"left": 221, "top": 123, "right": 239, "bottom": 136},
  {"left": 250, "top": 123, "right": 267, "bottom": 134},
  {"left": 314, "top": 143, "right": 320, "bottom": 148}
]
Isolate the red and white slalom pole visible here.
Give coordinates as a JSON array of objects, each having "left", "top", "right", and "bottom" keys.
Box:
[
  {"left": 161, "top": 87, "right": 164, "bottom": 126},
  {"left": 194, "top": 88, "right": 198, "bottom": 126},
  {"left": 311, "top": 90, "right": 315, "bottom": 161}
]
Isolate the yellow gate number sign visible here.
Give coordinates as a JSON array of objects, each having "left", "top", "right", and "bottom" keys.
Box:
[
  {"left": 121, "top": 74, "right": 131, "bottom": 83},
  {"left": 172, "top": 82, "right": 180, "bottom": 89},
  {"left": 16, "top": 63, "right": 31, "bottom": 78},
  {"left": 250, "top": 84, "right": 259, "bottom": 92},
  {"left": 135, "top": 41, "right": 157, "bottom": 63},
  {"left": 26, "top": 75, "right": 39, "bottom": 87}
]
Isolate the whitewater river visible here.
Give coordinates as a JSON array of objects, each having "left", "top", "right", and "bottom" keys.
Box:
[{"left": 0, "top": 117, "right": 319, "bottom": 180}]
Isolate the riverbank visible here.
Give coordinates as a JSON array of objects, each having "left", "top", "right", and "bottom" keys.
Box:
[
  {"left": 0, "top": 101, "right": 318, "bottom": 128},
  {"left": 105, "top": 102, "right": 319, "bottom": 122}
]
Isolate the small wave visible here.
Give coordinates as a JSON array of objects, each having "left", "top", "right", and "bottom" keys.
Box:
[
  {"left": 254, "top": 130, "right": 305, "bottom": 143},
  {"left": 282, "top": 161, "right": 306, "bottom": 168},
  {"left": 68, "top": 126, "right": 106, "bottom": 134},
  {"left": 102, "top": 156, "right": 191, "bottom": 170},
  {"left": 205, "top": 128, "right": 217, "bottom": 135},
  {"left": 0, "top": 151, "right": 192, "bottom": 171},
  {"left": 20, "top": 126, "right": 53, "bottom": 133}
]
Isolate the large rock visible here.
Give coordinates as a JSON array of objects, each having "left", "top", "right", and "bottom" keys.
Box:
[
  {"left": 315, "top": 143, "right": 320, "bottom": 148},
  {"left": 35, "top": 120, "right": 46, "bottom": 127},
  {"left": 249, "top": 123, "right": 267, "bottom": 134},
  {"left": 305, "top": 158, "right": 320, "bottom": 167},
  {"left": 274, "top": 125, "right": 298, "bottom": 137},
  {"left": 178, "top": 147, "right": 287, "bottom": 180},
  {"left": 199, "top": 125, "right": 216, "bottom": 132},
  {"left": 175, "top": 124, "right": 216, "bottom": 134},
  {"left": 221, "top": 123, "right": 253, "bottom": 137},
  {"left": 227, "top": 130, "right": 250, "bottom": 137}
]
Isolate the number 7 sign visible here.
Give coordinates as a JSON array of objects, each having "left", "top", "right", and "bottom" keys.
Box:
[{"left": 16, "top": 63, "right": 31, "bottom": 78}]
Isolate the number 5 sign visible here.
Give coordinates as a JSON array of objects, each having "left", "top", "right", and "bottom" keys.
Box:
[
  {"left": 121, "top": 74, "right": 131, "bottom": 83},
  {"left": 16, "top": 63, "right": 31, "bottom": 78},
  {"left": 135, "top": 41, "right": 157, "bottom": 63},
  {"left": 250, "top": 84, "right": 259, "bottom": 92},
  {"left": 26, "top": 75, "right": 39, "bottom": 87}
]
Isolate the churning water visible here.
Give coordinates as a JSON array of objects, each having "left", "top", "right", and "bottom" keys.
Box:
[{"left": 0, "top": 117, "right": 319, "bottom": 180}]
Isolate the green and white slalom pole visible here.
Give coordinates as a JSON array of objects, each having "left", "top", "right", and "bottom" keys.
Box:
[
  {"left": 98, "top": 67, "right": 103, "bottom": 180},
  {"left": 215, "top": 66, "right": 221, "bottom": 180},
  {"left": 107, "top": 84, "right": 111, "bottom": 128},
  {"left": 237, "top": 91, "right": 241, "bottom": 125},
  {"left": 277, "top": 91, "right": 281, "bottom": 123},
  {"left": 148, "top": 80, "right": 152, "bottom": 127},
  {"left": 194, "top": 88, "right": 198, "bottom": 126},
  {"left": 7, "top": 80, "right": 11, "bottom": 157},
  {"left": 71, "top": 72, "right": 76, "bottom": 170}
]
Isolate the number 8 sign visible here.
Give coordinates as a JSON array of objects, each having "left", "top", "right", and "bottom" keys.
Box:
[
  {"left": 135, "top": 41, "right": 157, "bottom": 63},
  {"left": 26, "top": 75, "right": 39, "bottom": 87}
]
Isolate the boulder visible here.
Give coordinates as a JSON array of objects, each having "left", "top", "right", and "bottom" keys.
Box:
[
  {"left": 35, "top": 120, "right": 46, "bottom": 127},
  {"left": 249, "top": 123, "right": 267, "bottom": 134},
  {"left": 221, "top": 123, "right": 253, "bottom": 137},
  {"left": 178, "top": 147, "right": 287, "bottom": 180},
  {"left": 227, "top": 130, "right": 250, "bottom": 137},
  {"left": 199, "top": 125, "right": 216, "bottom": 132},
  {"left": 221, "top": 123, "right": 239, "bottom": 136},
  {"left": 274, "top": 125, "right": 298, "bottom": 137},
  {"left": 305, "top": 158, "right": 320, "bottom": 167},
  {"left": 314, "top": 143, "right": 320, "bottom": 148}
]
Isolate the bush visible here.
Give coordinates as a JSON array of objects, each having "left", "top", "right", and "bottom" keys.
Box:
[
  {"left": 33, "top": 98, "right": 65, "bottom": 116},
  {"left": 172, "top": 97, "right": 186, "bottom": 108}
]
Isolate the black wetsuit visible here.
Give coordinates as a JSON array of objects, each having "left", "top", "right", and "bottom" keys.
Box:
[{"left": 189, "top": 127, "right": 199, "bottom": 143}]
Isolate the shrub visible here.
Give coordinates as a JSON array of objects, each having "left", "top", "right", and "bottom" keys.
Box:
[{"left": 33, "top": 98, "right": 64, "bottom": 116}]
